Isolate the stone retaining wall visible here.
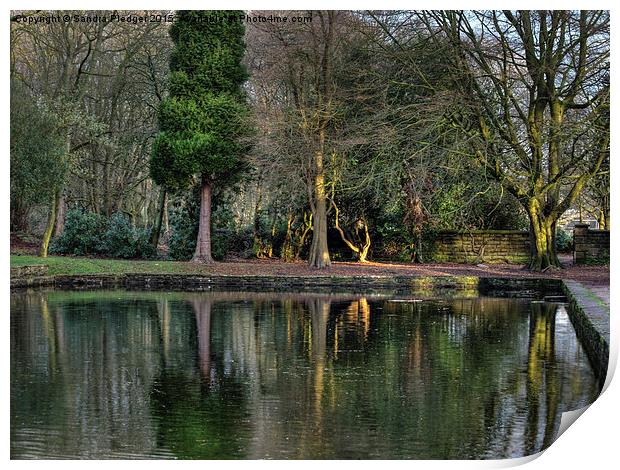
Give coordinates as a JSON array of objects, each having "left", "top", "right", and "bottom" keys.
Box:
[
  {"left": 432, "top": 230, "right": 530, "bottom": 264},
  {"left": 14, "top": 272, "right": 479, "bottom": 295},
  {"left": 573, "top": 224, "right": 610, "bottom": 264},
  {"left": 10, "top": 265, "right": 48, "bottom": 277},
  {"left": 11, "top": 271, "right": 566, "bottom": 299},
  {"left": 561, "top": 280, "right": 609, "bottom": 388}
]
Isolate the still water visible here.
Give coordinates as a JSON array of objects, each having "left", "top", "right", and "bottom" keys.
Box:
[{"left": 11, "top": 290, "right": 599, "bottom": 459}]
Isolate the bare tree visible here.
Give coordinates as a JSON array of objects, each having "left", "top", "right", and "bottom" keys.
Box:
[
  {"left": 246, "top": 11, "right": 352, "bottom": 268},
  {"left": 411, "top": 10, "right": 610, "bottom": 269}
]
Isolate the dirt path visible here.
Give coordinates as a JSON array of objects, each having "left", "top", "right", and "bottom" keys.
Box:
[{"left": 212, "top": 258, "right": 609, "bottom": 287}]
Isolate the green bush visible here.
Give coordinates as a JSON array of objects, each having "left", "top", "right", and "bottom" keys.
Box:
[
  {"left": 372, "top": 215, "right": 416, "bottom": 262},
  {"left": 168, "top": 204, "right": 199, "bottom": 261},
  {"left": 555, "top": 228, "right": 573, "bottom": 253},
  {"left": 50, "top": 209, "right": 105, "bottom": 256},
  {"left": 582, "top": 249, "right": 609, "bottom": 265},
  {"left": 51, "top": 209, "right": 155, "bottom": 259},
  {"left": 212, "top": 229, "right": 231, "bottom": 260},
  {"left": 102, "top": 213, "right": 156, "bottom": 259}
]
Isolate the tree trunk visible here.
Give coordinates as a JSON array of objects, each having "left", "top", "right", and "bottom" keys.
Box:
[
  {"left": 598, "top": 210, "right": 607, "bottom": 231},
  {"left": 598, "top": 195, "right": 609, "bottom": 230},
  {"left": 103, "top": 150, "right": 112, "bottom": 216},
  {"left": 527, "top": 200, "right": 560, "bottom": 270},
  {"left": 39, "top": 188, "right": 60, "bottom": 258},
  {"left": 252, "top": 180, "right": 264, "bottom": 257},
  {"left": 267, "top": 213, "right": 277, "bottom": 258},
  {"left": 192, "top": 177, "right": 215, "bottom": 263},
  {"left": 281, "top": 212, "right": 296, "bottom": 261},
  {"left": 53, "top": 192, "right": 66, "bottom": 237},
  {"left": 10, "top": 199, "right": 30, "bottom": 233},
  {"left": 295, "top": 212, "right": 313, "bottom": 260},
  {"left": 163, "top": 196, "right": 169, "bottom": 234},
  {"left": 192, "top": 298, "right": 212, "bottom": 379},
  {"left": 150, "top": 188, "right": 167, "bottom": 248},
  {"left": 331, "top": 199, "right": 371, "bottom": 263},
  {"left": 308, "top": 130, "right": 331, "bottom": 269},
  {"left": 357, "top": 228, "right": 371, "bottom": 263}
]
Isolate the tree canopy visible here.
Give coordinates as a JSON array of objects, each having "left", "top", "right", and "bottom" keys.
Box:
[{"left": 10, "top": 10, "right": 610, "bottom": 270}]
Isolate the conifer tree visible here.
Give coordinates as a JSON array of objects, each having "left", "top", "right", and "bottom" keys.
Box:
[{"left": 151, "top": 11, "right": 249, "bottom": 262}]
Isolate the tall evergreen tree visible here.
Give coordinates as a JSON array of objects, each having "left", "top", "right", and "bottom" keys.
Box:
[{"left": 151, "top": 11, "right": 249, "bottom": 263}]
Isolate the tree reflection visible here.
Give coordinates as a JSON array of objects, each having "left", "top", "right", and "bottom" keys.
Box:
[
  {"left": 192, "top": 298, "right": 212, "bottom": 380},
  {"left": 11, "top": 291, "right": 600, "bottom": 459},
  {"left": 525, "top": 302, "right": 559, "bottom": 454}
]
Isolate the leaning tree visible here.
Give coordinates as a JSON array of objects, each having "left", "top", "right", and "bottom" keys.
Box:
[{"left": 151, "top": 11, "right": 249, "bottom": 263}]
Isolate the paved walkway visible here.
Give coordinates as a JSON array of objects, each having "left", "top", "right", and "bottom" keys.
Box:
[
  {"left": 588, "top": 285, "right": 610, "bottom": 309},
  {"left": 562, "top": 280, "right": 610, "bottom": 386}
]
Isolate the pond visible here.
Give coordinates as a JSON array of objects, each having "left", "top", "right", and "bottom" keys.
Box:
[{"left": 10, "top": 290, "right": 599, "bottom": 459}]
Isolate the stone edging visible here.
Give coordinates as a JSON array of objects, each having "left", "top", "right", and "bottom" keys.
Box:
[
  {"left": 561, "top": 280, "right": 610, "bottom": 387},
  {"left": 11, "top": 272, "right": 564, "bottom": 295},
  {"left": 11, "top": 272, "right": 481, "bottom": 293}
]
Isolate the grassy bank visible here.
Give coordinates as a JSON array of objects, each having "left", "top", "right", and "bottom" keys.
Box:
[
  {"left": 10, "top": 255, "right": 200, "bottom": 276},
  {"left": 9, "top": 254, "right": 610, "bottom": 286}
]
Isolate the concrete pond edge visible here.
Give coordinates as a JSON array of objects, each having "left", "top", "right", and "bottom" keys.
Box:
[{"left": 561, "top": 280, "right": 610, "bottom": 389}]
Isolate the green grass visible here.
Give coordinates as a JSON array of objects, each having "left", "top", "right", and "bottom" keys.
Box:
[{"left": 10, "top": 255, "right": 207, "bottom": 276}]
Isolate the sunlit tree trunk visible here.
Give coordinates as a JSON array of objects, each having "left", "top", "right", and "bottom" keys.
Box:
[
  {"left": 597, "top": 195, "right": 609, "bottom": 230},
  {"left": 308, "top": 132, "right": 331, "bottom": 269},
  {"left": 332, "top": 199, "right": 371, "bottom": 263},
  {"left": 39, "top": 188, "right": 60, "bottom": 258},
  {"left": 527, "top": 200, "right": 560, "bottom": 271},
  {"left": 280, "top": 211, "right": 296, "bottom": 261}
]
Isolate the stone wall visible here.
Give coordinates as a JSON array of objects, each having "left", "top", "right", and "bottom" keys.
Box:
[
  {"left": 11, "top": 272, "right": 565, "bottom": 300},
  {"left": 562, "top": 280, "right": 609, "bottom": 388},
  {"left": 573, "top": 224, "right": 610, "bottom": 264},
  {"left": 432, "top": 230, "right": 530, "bottom": 264},
  {"left": 10, "top": 264, "right": 48, "bottom": 277}
]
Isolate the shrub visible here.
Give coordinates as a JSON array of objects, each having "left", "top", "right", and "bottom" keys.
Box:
[
  {"left": 102, "top": 213, "right": 156, "bottom": 259},
  {"left": 228, "top": 227, "right": 254, "bottom": 258},
  {"left": 168, "top": 204, "right": 198, "bottom": 261},
  {"left": 212, "top": 229, "right": 231, "bottom": 260},
  {"left": 555, "top": 228, "right": 573, "bottom": 253},
  {"left": 373, "top": 216, "right": 416, "bottom": 262},
  {"left": 51, "top": 210, "right": 155, "bottom": 259},
  {"left": 50, "top": 209, "right": 105, "bottom": 256}
]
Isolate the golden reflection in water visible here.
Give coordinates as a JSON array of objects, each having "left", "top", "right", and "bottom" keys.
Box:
[
  {"left": 344, "top": 298, "right": 371, "bottom": 340},
  {"left": 40, "top": 296, "right": 56, "bottom": 372},
  {"left": 526, "top": 303, "right": 558, "bottom": 453},
  {"left": 10, "top": 291, "right": 601, "bottom": 459},
  {"left": 309, "top": 299, "right": 330, "bottom": 422}
]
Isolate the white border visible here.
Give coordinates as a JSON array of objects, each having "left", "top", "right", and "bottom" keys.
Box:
[{"left": 3, "top": 2, "right": 617, "bottom": 469}]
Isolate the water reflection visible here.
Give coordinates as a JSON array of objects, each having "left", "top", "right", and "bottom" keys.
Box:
[{"left": 11, "top": 291, "right": 599, "bottom": 459}]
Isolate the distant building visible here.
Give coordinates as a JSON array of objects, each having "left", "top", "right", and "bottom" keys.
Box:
[{"left": 558, "top": 208, "right": 599, "bottom": 231}]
